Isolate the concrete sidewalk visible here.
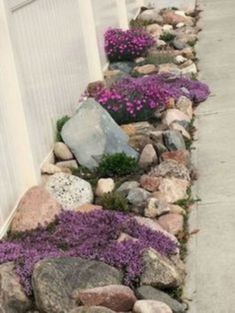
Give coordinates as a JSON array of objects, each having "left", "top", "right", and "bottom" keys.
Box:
[{"left": 184, "top": 0, "right": 235, "bottom": 312}]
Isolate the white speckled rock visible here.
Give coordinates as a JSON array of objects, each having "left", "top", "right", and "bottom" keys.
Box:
[
  {"left": 95, "top": 178, "right": 115, "bottom": 197},
  {"left": 45, "top": 173, "right": 93, "bottom": 210},
  {"left": 134, "top": 300, "right": 172, "bottom": 313}
]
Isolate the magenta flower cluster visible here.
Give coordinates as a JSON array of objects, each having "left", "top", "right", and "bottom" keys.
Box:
[
  {"left": 0, "top": 210, "right": 177, "bottom": 295},
  {"left": 105, "top": 28, "right": 155, "bottom": 62},
  {"left": 95, "top": 73, "right": 210, "bottom": 124}
]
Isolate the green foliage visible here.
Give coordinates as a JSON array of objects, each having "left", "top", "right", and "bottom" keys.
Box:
[
  {"left": 99, "top": 192, "right": 129, "bottom": 212},
  {"left": 56, "top": 115, "right": 70, "bottom": 141},
  {"left": 129, "top": 18, "right": 156, "bottom": 29},
  {"left": 71, "top": 166, "right": 98, "bottom": 187},
  {"left": 159, "top": 32, "right": 176, "bottom": 42},
  {"left": 97, "top": 153, "right": 138, "bottom": 177},
  {"left": 145, "top": 53, "right": 175, "bottom": 65}
]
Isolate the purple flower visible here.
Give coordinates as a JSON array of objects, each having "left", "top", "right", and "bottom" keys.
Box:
[
  {"left": 105, "top": 28, "right": 155, "bottom": 62},
  {"left": 0, "top": 210, "right": 177, "bottom": 295}
]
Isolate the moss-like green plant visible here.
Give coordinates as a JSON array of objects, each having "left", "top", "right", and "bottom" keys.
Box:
[
  {"left": 145, "top": 53, "right": 175, "bottom": 65},
  {"left": 97, "top": 153, "right": 138, "bottom": 177},
  {"left": 99, "top": 192, "right": 129, "bottom": 212},
  {"left": 56, "top": 115, "right": 70, "bottom": 141},
  {"left": 159, "top": 32, "right": 176, "bottom": 42},
  {"left": 129, "top": 18, "right": 156, "bottom": 29}
]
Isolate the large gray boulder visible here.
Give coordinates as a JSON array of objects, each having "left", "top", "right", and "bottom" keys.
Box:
[
  {"left": 32, "top": 257, "right": 123, "bottom": 313},
  {"left": 61, "top": 98, "right": 138, "bottom": 169}
]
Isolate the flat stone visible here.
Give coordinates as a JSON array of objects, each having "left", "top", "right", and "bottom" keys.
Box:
[
  {"left": 163, "top": 130, "right": 186, "bottom": 151},
  {"left": 32, "top": 257, "right": 123, "bottom": 313},
  {"left": 158, "top": 213, "right": 184, "bottom": 236},
  {"left": 162, "top": 11, "right": 193, "bottom": 26},
  {"left": 161, "top": 150, "right": 190, "bottom": 167},
  {"left": 149, "top": 160, "right": 190, "bottom": 181},
  {"left": 127, "top": 188, "right": 150, "bottom": 206},
  {"left": 53, "top": 142, "right": 73, "bottom": 160},
  {"left": 0, "top": 263, "right": 31, "bottom": 313},
  {"left": 134, "top": 64, "right": 158, "bottom": 75},
  {"left": 162, "top": 109, "right": 190, "bottom": 126},
  {"left": 139, "top": 144, "right": 158, "bottom": 169},
  {"left": 140, "top": 175, "right": 162, "bottom": 192},
  {"left": 76, "top": 204, "right": 103, "bottom": 213},
  {"left": 41, "top": 163, "right": 62, "bottom": 175},
  {"left": 158, "top": 178, "right": 189, "bottom": 203},
  {"left": 70, "top": 307, "right": 115, "bottom": 313},
  {"left": 139, "top": 9, "right": 163, "bottom": 24},
  {"left": 180, "top": 63, "right": 197, "bottom": 75},
  {"left": 121, "top": 121, "right": 154, "bottom": 137},
  {"left": 172, "top": 38, "right": 187, "bottom": 50},
  {"left": 134, "top": 300, "right": 172, "bottom": 313},
  {"left": 56, "top": 160, "right": 78, "bottom": 170},
  {"left": 109, "top": 61, "right": 135, "bottom": 74},
  {"left": 136, "top": 286, "right": 186, "bottom": 313},
  {"left": 95, "top": 178, "right": 115, "bottom": 197},
  {"left": 140, "top": 249, "right": 182, "bottom": 288},
  {"left": 61, "top": 98, "right": 138, "bottom": 169},
  {"left": 45, "top": 173, "right": 93, "bottom": 210},
  {"left": 11, "top": 186, "right": 62, "bottom": 232},
  {"left": 145, "top": 198, "right": 170, "bottom": 218},
  {"left": 77, "top": 285, "right": 137, "bottom": 312},
  {"left": 116, "top": 181, "right": 140, "bottom": 196},
  {"left": 158, "top": 64, "right": 181, "bottom": 75}
]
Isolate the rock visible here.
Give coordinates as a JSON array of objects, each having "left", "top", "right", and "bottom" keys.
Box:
[
  {"left": 76, "top": 204, "right": 103, "bottom": 213},
  {"left": 45, "top": 173, "right": 93, "bottom": 210},
  {"left": 109, "top": 61, "right": 135, "bottom": 74},
  {"left": 157, "top": 39, "right": 167, "bottom": 47},
  {"left": 117, "top": 232, "right": 137, "bottom": 243},
  {"left": 140, "top": 249, "right": 182, "bottom": 288},
  {"left": 135, "top": 57, "right": 146, "bottom": 64},
  {"left": 140, "top": 175, "right": 162, "bottom": 192},
  {"left": 56, "top": 160, "right": 78, "bottom": 170},
  {"left": 158, "top": 213, "right": 184, "bottom": 236},
  {"left": 127, "top": 188, "right": 150, "bottom": 206},
  {"left": 77, "top": 285, "right": 136, "bottom": 311},
  {"left": 181, "top": 47, "right": 194, "bottom": 59},
  {"left": 169, "top": 123, "right": 191, "bottom": 140},
  {"left": 146, "top": 24, "right": 163, "bottom": 38},
  {"left": 163, "top": 131, "right": 186, "bottom": 151},
  {"left": 150, "top": 131, "right": 164, "bottom": 143},
  {"left": 11, "top": 186, "right": 62, "bottom": 232},
  {"left": 176, "top": 22, "right": 185, "bottom": 28},
  {"left": 169, "top": 204, "right": 186, "bottom": 216},
  {"left": 128, "top": 134, "right": 152, "bottom": 152},
  {"left": 139, "top": 144, "right": 158, "bottom": 169},
  {"left": 134, "top": 216, "right": 178, "bottom": 245},
  {"left": 174, "top": 55, "right": 187, "bottom": 64},
  {"left": 145, "top": 198, "right": 170, "bottom": 218},
  {"left": 134, "top": 64, "right": 158, "bottom": 75},
  {"left": 116, "top": 181, "right": 140, "bottom": 196},
  {"left": 61, "top": 98, "right": 138, "bottom": 169},
  {"left": 161, "top": 150, "right": 190, "bottom": 167},
  {"left": 162, "top": 11, "right": 193, "bottom": 26},
  {"left": 139, "top": 9, "right": 163, "bottom": 24},
  {"left": 158, "top": 64, "right": 181, "bottom": 75},
  {"left": 41, "top": 163, "right": 62, "bottom": 175},
  {"left": 134, "top": 300, "right": 172, "bottom": 313},
  {"left": 70, "top": 307, "right": 115, "bottom": 313},
  {"left": 0, "top": 263, "right": 31, "bottom": 313},
  {"left": 162, "top": 109, "right": 190, "bottom": 126},
  {"left": 33, "top": 257, "right": 123, "bottom": 313},
  {"left": 158, "top": 178, "right": 189, "bottom": 203},
  {"left": 96, "top": 178, "right": 115, "bottom": 197},
  {"left": 162, "top": 24, "right": 173, "bottom": 32},
  {"left": 104, "top": 69, "right": 123, "bottom": 87},
  {"left": 136, "top": 286, "right": 186, "bottom": 313},
  {"left": 154, "top": 142, "right": 168, "bottom": 155},
  {"left": 121, "top": 121, "right": 154, "bottom": 137},
  {"left": 179, "top": 59, "right": 193, "bottom": 69},
  {"left": 149, "top": 160, "right": 190, "bottom": 181},
  {"left": 172, "top": 38, "right": 186, "bottom": 50},
  {"left": 181, "top": 63, "right": 197, "bottom": 76},
  {"left": 53, "top": 142, "right": 73, "bottom": 160}
]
